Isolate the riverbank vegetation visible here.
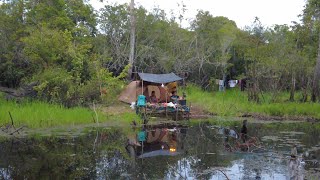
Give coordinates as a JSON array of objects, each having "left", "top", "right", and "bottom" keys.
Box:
[
  {"left": 186, "top": 85, "right": 320, "bottom": 119},
  {"left": 1, "top": 0, "right": 320, "bottom": 127},
  {"left": 0, "top": 95, "right": 138, "bottom": 128}
]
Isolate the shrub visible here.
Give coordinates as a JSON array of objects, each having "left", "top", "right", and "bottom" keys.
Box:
[{"left": 33, "top": 68, "right": 75, "bottom": 106}]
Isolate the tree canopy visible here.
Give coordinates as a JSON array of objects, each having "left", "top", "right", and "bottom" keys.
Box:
[{"left": 0, "top": 0, "right": 319, "bottom": 105}]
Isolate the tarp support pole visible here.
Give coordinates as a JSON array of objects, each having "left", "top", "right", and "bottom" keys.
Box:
[
  {"left": 142, "top": 80, "right": 143, "bottom": 95},
  {"left": 165, "top": 84, "right": 168, "bottom": 119}
]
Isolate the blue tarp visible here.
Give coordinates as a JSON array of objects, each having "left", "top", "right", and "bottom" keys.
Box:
[{"left": 138, "top": 73, "right": 182, "bottom": 84}]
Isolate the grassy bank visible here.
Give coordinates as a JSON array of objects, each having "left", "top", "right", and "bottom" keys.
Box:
[
  {"left": 0, "top": 97, "right": 138, "bottom": 128},
  {"left": 185, "top": 85, "right": 320, "bottom": 119}
]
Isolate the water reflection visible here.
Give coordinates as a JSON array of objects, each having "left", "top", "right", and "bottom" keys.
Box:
[
  {"left": 127, "top": 124, "right": 187, "bottom": 159},
  {"left": 0, "top": 122, "right": 319, "bottom": 179}
]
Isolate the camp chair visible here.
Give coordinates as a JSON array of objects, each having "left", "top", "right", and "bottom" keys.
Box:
[
  {"left": 136, "top": 95, "right": 148, "bottom": 123},
  {"left": 137, "top": 95, "right": 146, "bottom": 107}
]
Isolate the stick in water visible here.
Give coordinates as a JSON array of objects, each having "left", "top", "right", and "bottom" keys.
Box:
[
  {"left": 9, "top": 111, "right": 14, "bottom": 127},
  {"left": 93, "top": 102, "right": 99, "bottom": 125}
]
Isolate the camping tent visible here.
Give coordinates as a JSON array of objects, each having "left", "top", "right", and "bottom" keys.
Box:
[
  {"left": 119, "top": 73, "right": 182, "bottom": 104},
  {"left": 118, "top": 81, "right": 167, "bottom": 103}
]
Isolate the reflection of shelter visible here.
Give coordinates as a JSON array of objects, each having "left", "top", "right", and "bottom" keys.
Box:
[
  {"left": 135, "top": 124, "right": 187, "bottom": 158},
  {"left": 119, "top": 72, "right": 190, "bottom": 120}
]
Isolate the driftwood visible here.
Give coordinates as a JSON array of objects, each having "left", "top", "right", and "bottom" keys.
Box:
[
  {"left": 9, "top": 126, "right": 25, "bottom": 135},
  {"left": 0, "top": 81, "right": 38, "bottom": 100}
]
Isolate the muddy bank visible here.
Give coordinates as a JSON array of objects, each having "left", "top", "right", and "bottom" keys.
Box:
[{"left": 187, "top": 104, "right": 320, "bottom": 122}]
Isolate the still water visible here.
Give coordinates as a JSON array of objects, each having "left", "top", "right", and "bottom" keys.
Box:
[{"left": 0, "top": 121, "right": 319, "bottom": 179}]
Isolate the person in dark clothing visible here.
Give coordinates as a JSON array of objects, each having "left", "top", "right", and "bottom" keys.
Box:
[
  {"left": 240, "top": 120, "right": 248, "bottom": 143},
  {"left": 170, "top": 91, "right": 179, "bottom": 103},
  {"left": 240, "top": 79, "right": 246, "bottom": 91},
  {"left": 149, "top": 91, "right": 158, "bottom": 103}
]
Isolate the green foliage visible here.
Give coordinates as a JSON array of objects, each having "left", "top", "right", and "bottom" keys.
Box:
[
  {"left": 103, "top": 76, "right": 126, "bottom": 105},
  {"left": 22, "top": 27, "right": 72, "bottom": 68},
  {"left": 1, "top": 0, "right": 320, "bottom": 112}
]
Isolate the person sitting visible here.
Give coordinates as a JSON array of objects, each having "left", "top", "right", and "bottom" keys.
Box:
[
  {"left": 149, "top": 91, "right": 158, "bottom": 104},
  {"left": 170, "top": 91, "right": 179, "bottom": 104}
]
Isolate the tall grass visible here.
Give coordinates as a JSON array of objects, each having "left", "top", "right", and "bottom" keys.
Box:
[
  {"left": 185, "top": 85, "right": 320, "bottom": 119},
  {"left": 0, "top": 98, "right": 137, "bottom": 128},
  {"left": 1, "top": 99, "right": 97, "bottom": 128}
]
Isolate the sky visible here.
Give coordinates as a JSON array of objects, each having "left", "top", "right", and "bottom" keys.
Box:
[{"left": 91, "top": 0, "right": 306, "bottom": 29}]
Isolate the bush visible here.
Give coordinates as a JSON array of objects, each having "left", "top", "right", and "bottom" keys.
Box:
[
  {"left": 77, "top": 79, "right": 101, "bottom": 106},
  {"left": 32, "top": 66, "right": 127, "bottom": 107},
  {"left": 98, "top": 68, "right": 126, "bottom": 105},
  {"left": 33, "top": 68, "right": 75, "bottom": 106}
]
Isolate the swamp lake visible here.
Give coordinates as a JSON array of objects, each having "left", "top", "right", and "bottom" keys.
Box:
[{"left": 0, "top": 120, "right": 319, "bottom": 179}]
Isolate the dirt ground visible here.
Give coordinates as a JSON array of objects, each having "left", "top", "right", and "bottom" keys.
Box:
[
  {"left": 241, "top": 113, "right": 320, "bottom": 122},
  {"left": 100, "top": 103, "right": 133, "bottom": 115},
  {"left": 100, "top": 102, "right": 213, "bottom": 119}
]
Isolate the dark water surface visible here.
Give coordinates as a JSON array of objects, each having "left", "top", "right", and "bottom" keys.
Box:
[{"left": 0, "top": 121, "right": 319, "bottom": 179}]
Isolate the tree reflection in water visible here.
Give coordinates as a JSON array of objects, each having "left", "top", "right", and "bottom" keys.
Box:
[{"left": 0, "top": 122, "right": 319, "bottom": 179}]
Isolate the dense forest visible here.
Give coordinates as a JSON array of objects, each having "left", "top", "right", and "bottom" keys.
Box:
[{"left": 1, "top": 0, "right": 320, "bottom": 106}]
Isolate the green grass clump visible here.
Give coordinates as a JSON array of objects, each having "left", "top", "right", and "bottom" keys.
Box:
[
  {"left": 185, "top": 84, "right": 320, "bottom": 119},
  {"left": 0, "top": 99, "right": 103, "bottom": 128}
]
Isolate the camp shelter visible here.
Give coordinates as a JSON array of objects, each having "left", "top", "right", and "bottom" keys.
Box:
[
  {"left": 119, "top": 73, "right": 183, "bottom": 104},
  {"left": 118, "top": 81, "right": 167, "bottom": 104},
  {"left": 137, "top": 72, "right": 182, "bottom": 84}
]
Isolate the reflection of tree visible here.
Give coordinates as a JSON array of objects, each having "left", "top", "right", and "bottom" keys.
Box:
[
  {"left": 0, "top": 128, "right": 129, "bottom": 179},
  {"left": 0, "top": 122, "right": 318, "bottom": 179}
]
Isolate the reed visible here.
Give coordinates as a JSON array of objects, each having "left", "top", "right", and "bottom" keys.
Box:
[{"left": 0, "top": 97, "right": 137, "bottom": 128}]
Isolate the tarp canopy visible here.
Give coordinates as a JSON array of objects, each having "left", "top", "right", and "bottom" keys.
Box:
[{"left": 138, "top": 73, "right": 182, "bottom": 84}]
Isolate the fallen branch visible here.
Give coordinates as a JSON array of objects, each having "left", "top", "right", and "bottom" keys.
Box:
[
  {"left": 9, "top": 126, "right": 25, "bottom": 135},
  {"left": 217, "top": 169, "right": 230, "bottom": 180}
]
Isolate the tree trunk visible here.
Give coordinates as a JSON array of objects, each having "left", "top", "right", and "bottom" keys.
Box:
[
  {"left": 128, "top": 0, "right": 135, "bottom": 79},
  {"left": 311, "top": 33, "right": 320, "bottom": 102},
  {"left": 252, "top": 60, "right": 259, "bottom": 103},
  {"left": 289, "top": 73, "right": 296, "bottom": 101},
  {"left": 301, "top": 76, "right": 309, "bottom": 102}
]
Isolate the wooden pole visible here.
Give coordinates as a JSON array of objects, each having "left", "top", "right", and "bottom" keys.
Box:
[
  {"left": 165, "top": 84, "right": 168, "bottom": 119},
  {"left": 93, "top": 102, "right": 99, "bottom": 126},
  {"left": 176, "top": 105, "right": 178, "bottom": 121},
  {"left": 141, "top": 80, "right": 143, "bottom": 95}
]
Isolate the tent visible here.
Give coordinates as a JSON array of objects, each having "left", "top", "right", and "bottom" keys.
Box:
[
  {"left": 119, "top": 73, "right": 183, "bottom": 104},
  {"left": 118, "top": 81, "right": 167, "bottom": 104}
]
